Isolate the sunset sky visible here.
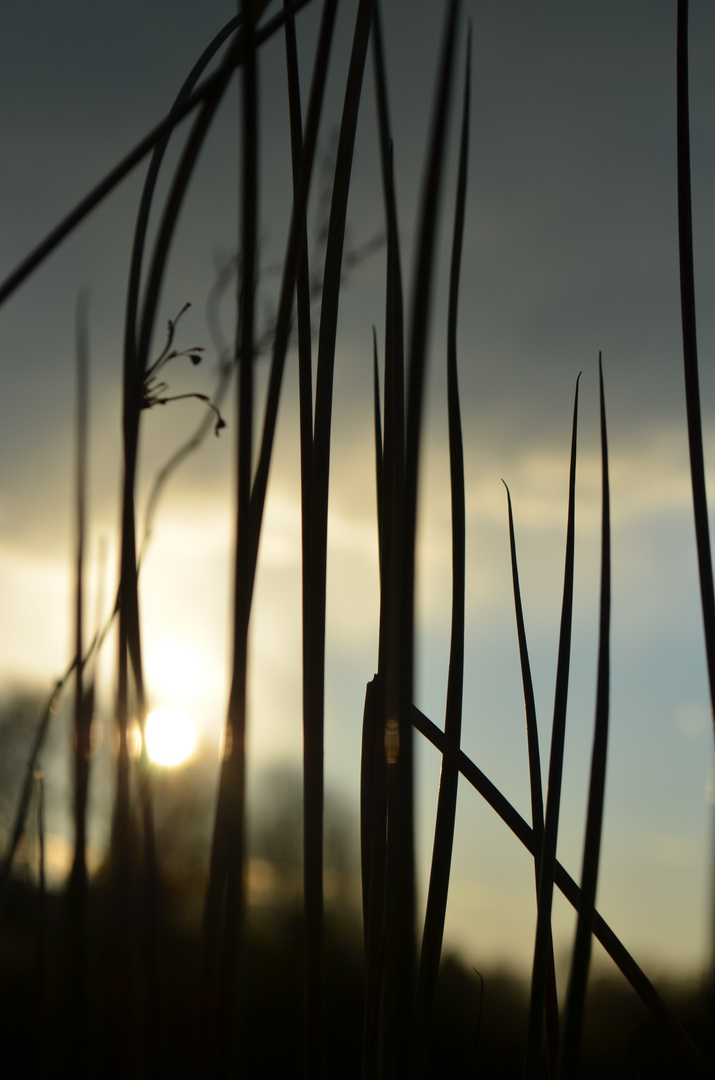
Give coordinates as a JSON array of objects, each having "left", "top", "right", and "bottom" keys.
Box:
[{"left": 0, "top": 0, "right": 714, "bottom": 982}]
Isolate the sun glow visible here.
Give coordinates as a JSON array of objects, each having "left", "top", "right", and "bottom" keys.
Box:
[{"left": 145, "top": 707, "right": 197, "bottom": 767}]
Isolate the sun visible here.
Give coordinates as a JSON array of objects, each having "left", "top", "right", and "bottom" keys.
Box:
[{"left": 145, "top": 707, "right": 197, "bottom": 767}]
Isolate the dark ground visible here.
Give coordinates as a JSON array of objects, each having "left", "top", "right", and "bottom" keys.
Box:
[{"left": 0, "top": 872, "right": 709, "bottom": 1079}]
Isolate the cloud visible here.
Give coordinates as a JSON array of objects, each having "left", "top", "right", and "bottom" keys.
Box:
[{"left": 674, "top": 701, "right": 710, "bottom": 739}]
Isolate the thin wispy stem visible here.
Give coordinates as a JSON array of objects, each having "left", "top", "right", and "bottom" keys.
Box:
[
  {"left": 194, "top": 1, "right": 258, "bottom": 1070},
  {"left": 72, "top": 293, "right": 90, "bottom": 892}
]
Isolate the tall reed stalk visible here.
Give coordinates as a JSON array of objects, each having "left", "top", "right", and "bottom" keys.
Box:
[
  {"left": 557, "top": 357, "right": 611, "bottom": 1078},
  {"left": 302, "top": 3, "right": 375, "bottom": 1071},
  {"left": 503, "top": 481, "right": 560, "bottom": 1078},
  {"left": 524, "top": 377, "right": 580, "bottom": 1080},
  {"left": 676, "top": 0, "right": 715, "bottom": 1062},
  {"left": 414, "top": 28, "right": 470, "bottom": 1073}
]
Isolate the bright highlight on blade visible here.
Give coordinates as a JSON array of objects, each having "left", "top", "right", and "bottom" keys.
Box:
[{"left": 145, "top": 707, "right": 197, "bottom": 767}]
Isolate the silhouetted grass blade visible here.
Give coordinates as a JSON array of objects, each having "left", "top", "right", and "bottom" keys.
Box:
[
  {"left": 0, "top": 681, "right": 62, "bottom": 931},
  {"left": 304, "top": 2, "right": 375, "bottom": 1073},
  {"left": 383, "top": 1, "right": 462, "bottom": 1074},
  {"left": 196, "top": 4, "right": 337, "bottom": 1066},
  {"left": 677, "top": 4, "right": 715, "bottom": 1056},
  {"left": 524, "top": 374, "right": 581, "bottom": 1079},
  {"left": 359, "top": 675, "right": 388, "bottom": 1078},
  {"left": 134, "top": 57, "right": 234, "bottom": 383},
  {"left": 371, "top": 0, "right": 405, "bottom": 478},
  {"left": 373, "top": 327, "right": 384, "bottom": 559},
  {"left": 111, "top": 18, "right": 252, "bottom": 1075},
  {"left": 367, "top": 10, "right": 405, "bottom": 1066},
  {"left": 35, "top": 769, "right": 47, "bottom": 1020},
  {"left": 195, "top": 5, "right": 339, "bottom": 1073},
  {"left": 557, "top": 355, "right": 611, "bottom": 1078},
  {"left": 676, "top": 0, "right": 715, "bottom": 753},
  {"left": 503, "top": 485, "right": 542, "bottom": 844},
  {"left": 225, "top": 0, "right": 260, "bottom": 1064},
  {"left": 247, "top": 0, "right": 339, "bottom": 592},
  {"left": 414, "top": 29, "right": 470, "bottom": 1072},
  {"left": 0, "top": 0, "right": 316, "bottom": 309},
  {"left": 283, "top": 0, "right": 315, "bottom": 643},
  {"left": 124, "top": 13, "right": 242, "bottom": 384},
  {"left": 60, "top": 293, "right": 90, "bottom": 1078},
  {"left": 72, "top": 294, "right": 90, "bottom": 894},
  {"left": 193, "top": 4, "right": 259, "bottom": 1072},
  {"left": 410, "top": 706, "right": 709, "bottom": 1079},
  {"left": 503, "top": 480, "right": 560, "bottom": 1077},
  {"left": 468, "top": 969, "right": 485, "bottom": 1080},
  {"left": 371, "top": 0, "right": 395, "bottom": 223}
]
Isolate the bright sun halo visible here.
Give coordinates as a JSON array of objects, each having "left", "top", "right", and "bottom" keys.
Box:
[{"left": 145, "top": 707, "right": 197, "bottom": 767}]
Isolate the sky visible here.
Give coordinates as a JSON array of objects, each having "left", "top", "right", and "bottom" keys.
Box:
[{"left": 0, "top": 0, "right": 714, "bottom": 988}]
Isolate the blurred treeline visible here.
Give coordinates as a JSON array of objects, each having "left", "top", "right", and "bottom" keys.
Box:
[{"left": 0, "top": 690, "right": 708, "bottom": 1078}]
